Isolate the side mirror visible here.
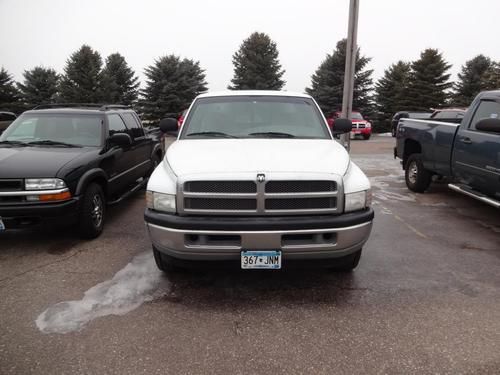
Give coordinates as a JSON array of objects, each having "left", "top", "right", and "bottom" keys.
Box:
[
  {"left": 159, "top": 118, "right": 178, "bottom": 133},
  {"left": 109, "top": 132, "right": 132, "bottom": 146},
  {"left": 331, "top": 118, "right": 352, "bottom": 134},
  {"left": 476, "top": 118, "right": 500, "bottom": 133}
]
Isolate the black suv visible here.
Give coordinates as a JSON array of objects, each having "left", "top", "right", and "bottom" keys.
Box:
[{"left": 0, "top": 104, "right": 163, "bottom": 238}]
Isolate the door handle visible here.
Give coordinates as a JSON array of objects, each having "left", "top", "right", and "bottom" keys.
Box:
[{"left": 460, "top": 137, "right": 472, "bottom": 144}]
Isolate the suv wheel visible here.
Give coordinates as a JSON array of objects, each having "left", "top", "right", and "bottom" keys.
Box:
[
  {"left": 363, "top": 134, "right": 370, "bottom": 140},
  {"left": 148, "top": 153, "right": 161, "bottom": 177},
  {"left": 78, "top": 183, "right": 105, "bottom": 239},
  {"left": 405, "top": 154, "right": 432, "bottom": 193}
]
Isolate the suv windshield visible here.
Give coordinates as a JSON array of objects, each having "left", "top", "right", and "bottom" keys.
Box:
[
  {"left": 351, "top": 112, "right": 364, "bottom": 120},
  {"left": 0, "top": 114, "right": 103, "bottom": 147},
  {"left": 181, "top": 96, "right": 330, "bottom": 139}
]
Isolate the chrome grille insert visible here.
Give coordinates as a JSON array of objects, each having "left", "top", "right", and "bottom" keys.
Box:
[{"left": 178, "top": 174, "right": 343, "bottom": 216}]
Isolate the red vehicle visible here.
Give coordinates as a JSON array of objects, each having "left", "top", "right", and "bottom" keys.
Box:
[
  {"left": 327, "top": 111, "right": 372, "bottom": 140},
  {"left": 177, "top": 109, "right": 187, "bottom": 129}
]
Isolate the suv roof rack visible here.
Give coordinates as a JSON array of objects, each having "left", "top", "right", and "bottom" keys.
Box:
[{"left": 33, "top": 103, "right": 131, "bottom": 111}]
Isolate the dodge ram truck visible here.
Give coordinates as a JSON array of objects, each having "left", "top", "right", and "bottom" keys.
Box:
[
  {"left": 0, "top": 104, "right": 162, "bottom": 238},
  {"left": 144, "top": 91, "right": 374, "bottom": 272},
  {"left": 395, "top": 90, "right": 500, "bottom": 208}
]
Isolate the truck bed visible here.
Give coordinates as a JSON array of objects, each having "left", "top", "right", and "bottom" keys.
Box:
[{"left": 396, "top": 118, "right": 459, "bottom": 176}]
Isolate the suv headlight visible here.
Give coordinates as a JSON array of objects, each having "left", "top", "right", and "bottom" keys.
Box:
[
  {"left": 345, "top": 189, "right": 371, "bottom": 213},
  {"left": 146, "top": 191, "right": 176, "bottom": 213},
  {"left": 25, "top": 178, "right": 66, "bottom": 190}
]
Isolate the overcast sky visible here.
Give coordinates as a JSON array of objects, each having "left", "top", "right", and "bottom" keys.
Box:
[{"left": 1, "top": 0, "right": 499, "bottom": 92}]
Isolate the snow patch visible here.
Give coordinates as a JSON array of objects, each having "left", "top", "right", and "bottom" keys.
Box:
[
  {"left": 36, "top": 252, "right": 168, "bottom": 334},
  {"left": 377, "top": 132, "right": 393, "bottom": 137}
]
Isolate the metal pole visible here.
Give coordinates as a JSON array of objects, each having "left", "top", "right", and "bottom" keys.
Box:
[{"left": 340, "top": 0, "right": 359, "bottom": 152}]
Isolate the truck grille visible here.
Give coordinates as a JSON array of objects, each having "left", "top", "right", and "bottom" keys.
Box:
[
  {"left": 178, "top": 177, "right": 342, "bottom": 216},
  {"left": 0, "top": 179, "right": 23, "bottom": 192}
]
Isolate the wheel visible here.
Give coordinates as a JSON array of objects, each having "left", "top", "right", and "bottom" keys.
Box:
[
  {"left": 331, "top": 249, "right": 362, "bottom": 272},
  {"left": 153, "top": 246, "right": 177, "bottom": 273},
  {"left": 363, "top": 134, "right": 371, "bottom": 140},
  {"left": 405, "top": 153, "right": 432, "bottom": 193},
  {"left": 78, "top": 183, "right": 105, "bottom": 239},
  {"left": 392, "top": 127, "right": 396, "bottom": 137},
  {"left": 147, "top": 153, "right": 161, "bottom": 177}
]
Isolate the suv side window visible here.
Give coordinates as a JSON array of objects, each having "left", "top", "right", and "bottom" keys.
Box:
[
  {"left": 121, "top": 113, "right": 144, "bottom": 139},
  {"left": 469, "top": 101, "right": 500, "bottom": 131},
  {"left": 108, "top": 114, "right": 128, "bottom": 135}
]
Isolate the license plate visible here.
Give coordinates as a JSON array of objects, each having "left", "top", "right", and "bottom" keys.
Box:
[
  {"left": 241, "top": 251, "right": 281, "bottom": 269},
  {"left": 0, "top": 217, "right": 5, "bottom": 231}
]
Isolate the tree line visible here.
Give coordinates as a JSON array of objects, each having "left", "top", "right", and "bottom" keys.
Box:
[{"left": 1, "top": 32, "right": 499, "bottom": 131}]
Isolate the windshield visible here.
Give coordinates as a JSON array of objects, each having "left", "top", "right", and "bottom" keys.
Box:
[
  {"left": 181, "top": 96, "right": 330, "bottom": 139},
  {"left": 351, "top": 112, "right": 364, "bottom": 120},
  {"left": 0, "top": 114, "right": 103, "bottom": 147}
]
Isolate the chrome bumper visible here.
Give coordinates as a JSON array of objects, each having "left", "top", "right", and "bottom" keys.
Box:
[{"left": 146, "top": 221, "right": 372, "bottom": 260}]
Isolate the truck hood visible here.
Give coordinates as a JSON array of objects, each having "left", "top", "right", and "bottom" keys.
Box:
[
  {"left": 166, "top": 139, "right": 350, "bottom": 176},
  {"left": 0, "top": 146, "right": 88, "bottom": 178}
]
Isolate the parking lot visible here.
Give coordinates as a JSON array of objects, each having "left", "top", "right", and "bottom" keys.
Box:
[{"left": 1, "top": 135, "right": 499, "bottom": 374}]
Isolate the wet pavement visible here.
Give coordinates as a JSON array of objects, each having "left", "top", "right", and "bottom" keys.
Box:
[{"left": 1, "top": 135, "right": 499, "bottom": 374}]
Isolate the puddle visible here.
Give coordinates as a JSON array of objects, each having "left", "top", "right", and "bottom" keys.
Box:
[{"left": 36, "top": 252, "right": 169, "bottom": 334}]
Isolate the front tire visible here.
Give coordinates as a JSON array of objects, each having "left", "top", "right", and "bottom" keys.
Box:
[
  {"left": 153, "top": 247, "right": 177, "bottom": 273},
  {"left": 147, "top": 153, "right": 161, "bottom": 177},
  {"left": 78, "top": 183, "right": 105, "bottom": 239},
  {"left": 331, "top": 249, "right": 362, "bottom": 272},
  {"left": 405, "top": 154, "right": 432, "bottom": 193},
  {"left": 363, "top": 134, "right": 371, "bottom": 140}
]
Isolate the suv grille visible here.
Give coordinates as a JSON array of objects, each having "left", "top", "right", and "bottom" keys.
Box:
[
  {"left": 0, "top": 179, "right": 23, "bottom": 192},
  {"left": 179, "top": 178, "right": 341, "bottom": 216}
]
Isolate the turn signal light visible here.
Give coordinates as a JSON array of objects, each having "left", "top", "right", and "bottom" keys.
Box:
[{"left": 27, "top": 191, "right": 72, "bottom": 202}]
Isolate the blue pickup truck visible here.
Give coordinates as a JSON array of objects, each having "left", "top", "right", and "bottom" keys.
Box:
[{"left": 395, "top": 90, "right": 500, "bottom": 208}]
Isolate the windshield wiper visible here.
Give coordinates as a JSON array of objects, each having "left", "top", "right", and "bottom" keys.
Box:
[
  {"left": 248, "top": 132, "right": 296, "bottom": 138},
  {"left": 0, "top": 140, "right": 28, "bottom": 146},
  {"left": 27, "top": 140, "right": 81, "bottom": 147},
  {"left": 186, "top": 132, "right": 238, "bottom": 138}
]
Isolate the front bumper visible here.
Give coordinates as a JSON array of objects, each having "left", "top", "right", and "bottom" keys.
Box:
[
  {"left": 0, "top": 198, "right": 80, "bottom": 229},
  {"left": 144, "top": 208, "right": 374, "bottom": 261}
]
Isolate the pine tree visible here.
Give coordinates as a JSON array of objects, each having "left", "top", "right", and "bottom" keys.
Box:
[
  {"left": 17, "top": 67, "right": 59, "bottom": 107},
  {"left": 453, "top": 55, "right": 491, "bottom": 106},
  {"left": 141, "top": 55, "right": 207, "bottom": 121},
  {"left": 59, "top": 45, "right": 103, "bottom": 103},
  {"left": 306, "top": 39, "right": 373, "bottom": 116},
  {"left": 228, "top": 32, "right": 285, "bottom": 90},
  {"left": 407, "top": 49, "right": 452, "bottom": 111},
  {"left": 101, "top": 53, "right": 140, "bottom": 105},
  {"left": 0, "top": 67, "right": 20, "bottom": 111},
  {"left": 374, "top": 61, "right": 412, "bottom": 132},
  {"left": 481, "top": 62, "right": 500, "bottom": 91}
]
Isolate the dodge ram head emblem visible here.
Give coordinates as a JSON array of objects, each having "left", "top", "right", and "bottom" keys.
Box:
[{"left": 257, "top": 174, "right": 266, "bottom": 183}]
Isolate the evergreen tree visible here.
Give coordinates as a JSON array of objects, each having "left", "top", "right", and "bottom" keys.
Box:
[
  {"left": 17, "top": 66, "right": 59, "bottom": 107},
  {"left": 481, "top": 62, "right": 500, "bottom": 91},
  {"left": 101, "top": 53, "right": 140, "bottom": 105},
  {"left": 228, "top": 32, "right": 285, "bottom": 90},
  {"left": 141, "top": 55, "right": 207, "bottom": 121},
  {"left": 306, "top": 39, "right": 373, "bottom": 116},
  {"left": 453, "top": 55, "right": 491, "bottom": 106},
  {"left": 59, "top": 45, "right": 103, "bottom": 103},
  {"left": 407, "top": 49, "right": 452, "bottom": 111},
  {"left": 374, "top": 61, "right": 412, "bottom": 131},
  {"left": 0, "top": 67, "right": 20, "bottom": 111}
]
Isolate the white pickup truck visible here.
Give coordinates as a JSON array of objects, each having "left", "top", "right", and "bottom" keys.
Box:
[{"left": 144, "top": 91, "right": 373, "bottom": 272}]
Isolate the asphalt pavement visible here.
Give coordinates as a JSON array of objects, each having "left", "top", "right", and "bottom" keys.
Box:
[{"left": 1, "top": 135, "right": 499, "bottom": 374}]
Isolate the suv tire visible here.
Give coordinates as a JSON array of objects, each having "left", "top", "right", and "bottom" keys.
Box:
[
  {"left": 405, "top": 153, "right": 432, "bottom": 193},
  {"left": 78, "top": 183, "right": 105, "bottom": 239}
]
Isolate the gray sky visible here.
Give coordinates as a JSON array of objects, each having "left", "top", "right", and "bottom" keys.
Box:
[{"left": 1, "top": 0, "right": 499, "bottom": 92}]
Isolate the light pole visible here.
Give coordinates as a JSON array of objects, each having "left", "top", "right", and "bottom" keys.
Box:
[{"left": 340, "top": 0, "right": 359, "bottom": 152}]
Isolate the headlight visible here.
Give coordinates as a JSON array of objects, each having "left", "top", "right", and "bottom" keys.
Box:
[
  {"left": 146, "top": 191, "right": 176, "bottom": 213},
  {"left": 25, "top": 178, "right": 66, "bottom": 190},
  {"left": 365, "top": 122, "right": 371, "bottom": 128},
  {"left": 345, "top": 190, "right": 371, "bottom": 212}
]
